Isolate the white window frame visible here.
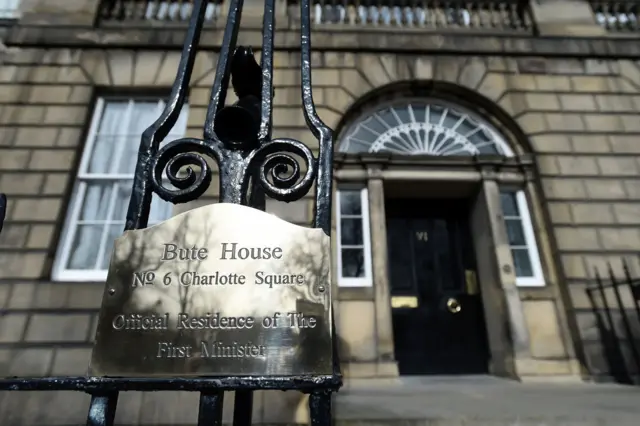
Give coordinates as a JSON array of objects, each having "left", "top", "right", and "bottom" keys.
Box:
[
  {"left": 0, "top": 0, "right": 21, "bottom": 19},
  {"left": 335, "top": 187, "right": 373, "bottom": 287},
  {"left": 502, "top": 190, "right": 545, "bottom": 287},
  {"left": 53, "top": 97, "right": 188, "bottom": 282}
]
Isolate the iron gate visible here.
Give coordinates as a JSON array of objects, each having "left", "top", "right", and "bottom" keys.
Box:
[{"left": 0, "top": 0, "right": 341, "bottom": 424}]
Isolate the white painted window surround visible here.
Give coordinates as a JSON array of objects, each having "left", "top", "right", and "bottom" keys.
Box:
[
  {"left": 335, "top": 187, "right": 373, "bottom": 287},
  {"left": 500, "top": 190, "right": 545, "bottom": 287},
  {"left": 0, "top": 0, "right": 20, "bottom": 19},
  {"left": 53, "top": 97, "right": 189, "bottom": 282},
  {"left": 338, "top": 100, "right": 546, "bottom": 287}
]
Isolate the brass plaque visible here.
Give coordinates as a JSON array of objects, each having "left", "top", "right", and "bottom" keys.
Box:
[
  {"left": 391, "top": 296, "right": 418, "bottom": 308},
  {"left": 89, "top": 203, "right": 332, "bottom": 377},
  {"left": 465, "top": 270, "right": 478, "bottom": 295}
]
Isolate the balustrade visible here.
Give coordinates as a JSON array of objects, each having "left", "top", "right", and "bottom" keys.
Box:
[
  {"left": 590, "top": 1, "right": 639, "bottom": 32},
  {"left": 98, "top": 0, "right": 533, "bottom": 33}
]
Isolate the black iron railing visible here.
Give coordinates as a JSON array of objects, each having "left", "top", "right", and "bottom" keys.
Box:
[
  {"left": 589, "top": 1, "right": 640, "bottom": 32},
  {"left": 98, "top": 0, "right": 533, "bottom": 32},
  {"left": 0, "top": 193, "right": 5, "bottom": 235},
  {"left": 586, "top": 258, "right": 640, "bottom": 384},
  {"left": 0, "top": 0, "right": 340, "bottom": 424}
]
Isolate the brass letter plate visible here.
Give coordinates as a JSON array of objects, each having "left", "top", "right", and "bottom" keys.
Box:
[
  {"left": 89, "top": 203, "right": 333, "bottom": 377},
  {"left": 391, "top": 296, "right": 418, "bottom": 308},
  {"left": 465, "top": 270, "right": 478, "bottom": 295}
]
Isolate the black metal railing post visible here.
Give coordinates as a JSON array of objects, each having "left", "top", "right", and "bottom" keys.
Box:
[
  {"left": 607, "top": 263, "right": 640, "bottom": 373},
  {"left": 587, "top": 260, "right": 640, "bottom": 385},
  {"left": 108, "top": 0, "right": 337, "bottom": 424},
  {"left": 0, "top": 193, "right": 6, "bottom": 235}
]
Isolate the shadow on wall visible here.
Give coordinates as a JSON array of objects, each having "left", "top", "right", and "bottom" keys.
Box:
[{"left": 584, "top": 259, "right": 640, "bottom": 385}]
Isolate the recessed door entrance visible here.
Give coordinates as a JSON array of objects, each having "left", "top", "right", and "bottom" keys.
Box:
[{"left": 386, "top": 199, "right": 490, "bottom": 375}]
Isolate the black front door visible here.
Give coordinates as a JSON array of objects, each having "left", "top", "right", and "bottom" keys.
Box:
[{"left": 386, "top": 199, "right": 489, "bottom": 375}]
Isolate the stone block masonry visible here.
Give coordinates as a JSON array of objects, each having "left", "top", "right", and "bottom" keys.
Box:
[
  {"left": 0, "top": 49, "right": 636, "bottom": 380},
  {"left": 0, "top": 14, "right": 640, "bottom": 422}
]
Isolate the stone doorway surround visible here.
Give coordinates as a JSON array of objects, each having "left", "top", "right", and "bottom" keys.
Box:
[{"left": 333, "top": 153, "right": 581, "bottom": 380}]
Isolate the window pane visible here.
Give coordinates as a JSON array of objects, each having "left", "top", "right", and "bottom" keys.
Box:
[
  {"left": 505, "top": 218, "right": 526, "bottom": 246},
  {"left": 87, "top": 135, "right": 121, "bottom": 174},
  {"left": 512, "top": 248, "right": 533, "bottom": 277},
  {"left": 341, "top": 248, "right": 365, "bottom": 278},
  {"left": 127, "top": 102, "right": 161, "bottom": 135},
  {"left": 97, "top": 102, "right": 129, "bottom": 135},
  {"left": 117, "top": 102, "right": 164, "bottom": 174},
  {"left": 150, "top": 194, "right": 174, "bottom": 224},
  {"left": 111, "top": 181, "right": 134, "bottom": 221},
  {"left": 99, "top": 225, "right": 126, "bottom": 269},
  {"left": 339, "top": 191, "right": 362, "bottom": 216},
  {"left": 79, "top": 182, "right": 113, "bottom": 221},
  {"left": 88, "top": 102, "right": 131, "bottom": 174},
  {"left": 500, "top": 192, "right": 519, "bottom": 217},
  {"left": 67, "top": 225, "right": 103, "bottom": 269},
  {"left": 340, "top": 218, "right": 364, "bottom": 245}
]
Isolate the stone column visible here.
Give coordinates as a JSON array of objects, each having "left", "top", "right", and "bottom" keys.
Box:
[
  {"left": 530, "top": 0, "right": 606, "bottom": 36},
  {"left": 472, "top": 177, "right": 533, "bottom": 377},
  {"left": 366, "top": 166, "right": 398, "bottom": 376}
]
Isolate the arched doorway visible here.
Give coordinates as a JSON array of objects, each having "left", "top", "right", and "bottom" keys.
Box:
[{"left": 333, "top": 85, "right": 546, "bottom": 376}]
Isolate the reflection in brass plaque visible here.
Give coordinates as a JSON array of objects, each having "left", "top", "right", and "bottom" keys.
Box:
[
  {"left": 391, "top": 296, "right": 418, "bottom": 308},
  {"left": 415, "top": 231, "right": 428, "bottom": 242},
  {"left": 89, "top": 203, "right": 333, "bottom": 377},
  {"left": 465, "top": 270, "right": 478, "bottom": 295}
]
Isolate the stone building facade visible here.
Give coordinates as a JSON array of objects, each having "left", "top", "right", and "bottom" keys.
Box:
[{"left": 0, "top": 0, "right": 640, "bottom": 423}]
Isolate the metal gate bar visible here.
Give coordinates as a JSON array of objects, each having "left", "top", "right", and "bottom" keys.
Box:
[{"left": 0, "top": 0, "right": 341, "bottom": 422}]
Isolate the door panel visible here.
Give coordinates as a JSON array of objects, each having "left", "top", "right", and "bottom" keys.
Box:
[{"left": 386, "top": 199, "right": 489, "bottom": 375}]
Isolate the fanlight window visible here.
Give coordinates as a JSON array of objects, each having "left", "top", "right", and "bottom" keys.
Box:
[{"left": 339, "top": 101, "right": 512, "bottom": 156}]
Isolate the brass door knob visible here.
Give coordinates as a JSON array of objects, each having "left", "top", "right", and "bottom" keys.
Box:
[{"left": 446, "top": 297, "right": 461, "bottom": 314}]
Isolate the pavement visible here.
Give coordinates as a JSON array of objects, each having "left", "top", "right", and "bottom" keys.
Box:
[
  {"left": 333, "top": 376, "right": 640, "bottom": 426},
  {"left": 1, "top": 375, "right": 639, "bottom": 425}
]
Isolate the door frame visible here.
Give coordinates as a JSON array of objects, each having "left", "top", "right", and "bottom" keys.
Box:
[{"left": 333, "top": 154, "right": 554, "bottom": 379}]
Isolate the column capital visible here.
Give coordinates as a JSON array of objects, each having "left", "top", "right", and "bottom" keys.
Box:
[{"left": 366, "top": 164, "right": 384, "bottom": 180}]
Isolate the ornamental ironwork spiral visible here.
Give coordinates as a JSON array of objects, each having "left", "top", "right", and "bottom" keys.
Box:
[{"left": 124, "top": 0, "right": 334, "bottom": 235}]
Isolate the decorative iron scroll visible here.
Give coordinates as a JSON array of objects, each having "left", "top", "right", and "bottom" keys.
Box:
[
  {"left": 125, "top": 0, "right": 334, "bottom": 237},
  {"left": 0, "top": 0, "right": 340, "bottom": 425}
]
